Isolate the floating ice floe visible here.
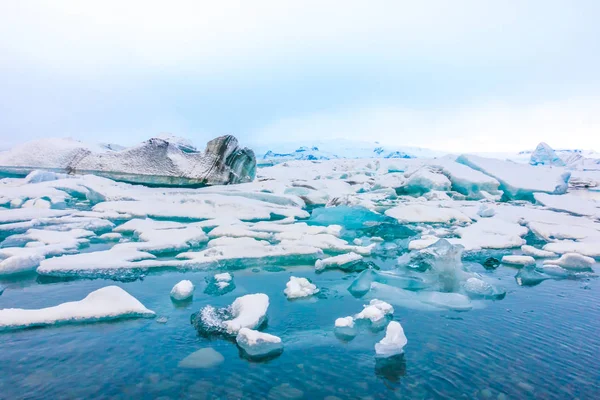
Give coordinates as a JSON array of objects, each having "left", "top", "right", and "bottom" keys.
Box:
[
  {"left": 385, "top": 204, "right": 470, "bottom": 224},
  {"left": 236, "top": 328, "right": 283, "bottom": 359},
  {"left": 284, "top": 276, "right": 319, "bottom": 299},
  {"left": 543, "top": 253, "right": 595, "bottom": 270},
  {"left": 0, "top": 286, "right": 154, "bottom": 330},
  {"left": 192, "top": 293, "right": 269, "bottom": 336},
  {"left": 501, "top": 255, "right": 536, "bottom": 266},
  {"left": 534, "top": 192, "right": 600, "bottom": 218},
  {"left": 375, "top": 321, "right": 407, "bottom": 357},
  {"left": 170, "top": 280, "right": 195, "bottom": 301},
  {"left": 314, "top": 252, "right": 364, "bottom": 272},
  {"left": 521, "top": 245, "right": 557, "bottom": 258},
  {"left": 398, "top": 166, "right": 451, "bottom": 195}
]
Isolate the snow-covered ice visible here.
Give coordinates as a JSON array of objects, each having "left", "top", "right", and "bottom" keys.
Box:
[
  {"left": 0, "top": 286, "right": 154, "bottom": 330},
  {"left": 544, "top": 253, "right": 595, "bottom": 270},
  {"left": 501, "top": 255, "right": 536, "bottom": 266},
  {"left": 375, "top": 321, "right": 407, "bottom": 357},
  {"left": 284, "top": 276, "right": 319, "bottom": 299},
  {"left": 355, "top": 299, "right": 394, "bottom": 324},
  {"left": 170, "top": 280, "right": 195, "bottom": 301}
]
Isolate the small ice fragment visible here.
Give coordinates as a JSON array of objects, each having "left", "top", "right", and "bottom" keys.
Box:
[
  {"left": 375, "top": 321, "right": 407, "bottom": 357},
  {"left": 178, "top": 348, "right": 224, "bottom": 369},
  {"left": 335, "top": 316, "right": 355, "bottom": 328},
  {"left": 501, "top": 255, "right": 535, "bottom": 266},
  {"left": 170, "top": 280, "right": 194, "bottom": 301},
  {"left": 477, "top": 204, "right": 495, "bottom": 218},
  {"left": 224, "top": 293, "right": 269, "bottom": 335},
  {"left": 284, "top": 276, "right": 319, "bottom": 299},
  {"left": 236, "top": 327, "right": 283, "bottom": 359},
  {"left": 156, "top": 316, "right": 168, "bottom": 324},
  {"left": 543, "top": 253, "right": 595, "bottom": 270},
  {"left": 355, "top": 299, "right": 394, "bottom": 323},
  {"left": 334, "top": 316, "right": 357, "bottom": 340}
]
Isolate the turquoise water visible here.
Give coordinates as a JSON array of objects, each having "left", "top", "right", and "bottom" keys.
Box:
[{"left": 1, "top": 260, "right": 599, "bottom": 399}]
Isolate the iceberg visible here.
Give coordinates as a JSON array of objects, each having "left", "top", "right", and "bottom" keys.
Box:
[
  {"left": 529, "top": 142, "right": 565, "bottom": 166},
  {"left": 170, "top": 280, "right": 195, "bottom": 301},
  {"left": 236, "top": 328, "right": 283, "bottom": 360},
  {"left": 375, "top": 321, "right": 407, "bottom": 357},
  {"left": 0, "top": 286, "right": 154, "bottom": 330},
  {"left": 284, "top": 276, "right": 319, "bottom": 299},
  {"left": 0, "top": 135, "right": 256, "bottom": 187}
]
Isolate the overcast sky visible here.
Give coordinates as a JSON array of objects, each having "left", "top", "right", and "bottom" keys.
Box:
[{"left": 1, "top": 1, "right": 599, "bottom": 152}]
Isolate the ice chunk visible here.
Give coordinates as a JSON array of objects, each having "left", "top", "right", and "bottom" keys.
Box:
[
  {"left": 314, "top": 252, "right": 366, "bottom": 272},
  {"left": 521, "top": 245, "right": 557, "bottom": 258},
  {"left": 335, "top": 316, "right": 355, "bottom": 328},
  {"left": 276, "top": 232, "right": 375, "bottom": 255},
  {"left": 515, "top": 267, "right": 550, "bottom": 286},
  {"left": 284, "top": 276, "right": 319, "bottom": 299},
  {"left": 420, "top": 291, "right": 473, "bottom": 311},
  {"left": 543, "top": 253, "right": 595, "bottom": 270},
  {"left": 236, "top": 328, "right": 283, "bottom": 359},
  {"left": 191, "top": 293, "right": 270, "bottom": 336},
  {"left": 170, "top": 280, "right": 195, "bottom": 301},
  {"left": 204, "top": 272, "right": 235, "bottom": 295},
  {"left": 456, "top": 154, "right": 570, "bottom": 200},
  {"left": 375, "top": 321, "right": 407, "bottom": 357},
  {"left": 385, "top": 204, "right": 471, "bottom": 224},
  {"left": 477, "top": 204, "right": 496, "bottom": 218},
  {"left": 462, "top": 277, "right": 505, "bottom": 299},
  {"left": 429, "top": 159, "right": 501, "bottom": 198},
  {"left": 334, "top": 316, "right": 357, "bottom": 340},
  {"left": 501, "top": 255, "right": 536, "bottom": 266},
  {"left": 543, "top": 241, "right": 600, "bottom": 257},
  {"left": 398, "top": 166, "right": 451, "bottom": 195},
  {"left": 178, "top": 348, "right": 224, "bottom": 369},
  {"left": 355, "top": 299, "right": 394, "bottom": 324},
  {"left": 0, "top": 135, "right": 256, "bottom": 186},
  {"left": 529, "top": 142, "right": 565, "bottom": 166},
  {"left": 453, "top": 218, "right": 527, "bottom": 251},
  {"left": 0, "top": 286, "right": 154, "bottom": 331}
]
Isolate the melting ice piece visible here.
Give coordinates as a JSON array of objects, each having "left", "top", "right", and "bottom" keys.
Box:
[
  {"left": 420, "top": 291, "right": 473, "bottom": 311},
  {"left": 515, "top": 267, "right": 550, "bottom": 286},
  {"left": 204, "top": 272, "right": 235, "bottom": 295},
  {"left": 385, "top": 204, "right": 471, "bottom": 224},
  {"left": 170, "top": 280, "right": 195, "bottom": 301},
  {"left": 284, "top": 277, "right": 319, "bottom": 299},
  {"left": 543, "top": 253, "right": 595, "bottom": 271},
  {"left": 501, "top": 255, "right": 536, "bottom": 266},
  {"left": 334, "top": 316, "right": 357, "bottom": 340},
  {"left": 462, "top": 277, "right": 505, "bottom": 300},
  {"left": 236, "top": 327, "right": 283, "bottom": 360},
  {"left": 355, "top": 299, "right": 394, "bottom": 324},
  {"left": 521, "top": 245, "right": 557, "bottom": 258},
  {"left": 375, "top": 321, "right": 407, "bottom": 358},
  {"left": 315, "top": 252, "right": 368, "bottom": 272},
  {"left": 192, "top": 293, "right": 269, "bottom": 336},
  {"left": 178, "top": 348, "right": 224, "bottom": 369},
  {"left": 0, "top": 286, "right": 154, "bottom": 331},
  {"left": 477, "top": 204, "right": 496, "bottom": 218}
]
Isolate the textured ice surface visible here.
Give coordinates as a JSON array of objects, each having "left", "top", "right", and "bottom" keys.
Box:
[
  {"left": 170, "top": 280, "right": 194, "bottom": 301},
  {"left": 0, "top": 286, "right": 154, "bottom": 330},
  {"left": 375, "top": 321, "right": 407, "bottom": 357},
  {"left": 236, "top": 328, "right": 283, "bottom": 359},
  {"left": 521, "top": 245, "right": 557, "bottom": 258},
  {"left": 0, "top": 135, "right": 256, "bottom": 186},
  {"left": 457, "top": 154, "right": 570, "bottom": 200},
  {"left": 398, "top": 166, "right": 451, "bottom": 195},
  {"left": 284, "top": 276, "right": 319, "bottom": 299}
]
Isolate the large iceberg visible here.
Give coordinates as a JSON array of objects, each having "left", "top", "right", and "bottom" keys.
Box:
[
  {"left": 0, "top": 286, "right": 154, "bottom": 330},
  {"left": 0, "top": 135, "right": 256, "bottom": 186}
]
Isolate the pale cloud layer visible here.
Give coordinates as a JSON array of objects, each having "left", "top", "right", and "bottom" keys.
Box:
[{"left": 1, "top": 1, "right": 599, "bottom": 151}]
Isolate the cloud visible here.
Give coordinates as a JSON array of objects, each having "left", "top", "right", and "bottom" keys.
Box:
[{"left": 252, "top": 96, "right": 600, "bottom": 152}]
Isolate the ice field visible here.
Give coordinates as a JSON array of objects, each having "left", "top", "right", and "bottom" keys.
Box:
[{"left": 1, "top": 139, "right": 600, "bottom": 399}]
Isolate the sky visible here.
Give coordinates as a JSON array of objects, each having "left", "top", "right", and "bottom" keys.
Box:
[{"left": 1, "top": 0, "right": 599, "bottom": 152}]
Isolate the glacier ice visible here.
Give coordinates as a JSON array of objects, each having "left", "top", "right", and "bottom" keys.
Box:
[
  {"left": 0, "top": 135, "right": 256, "bottom": 186},
  {"left": 236, "top": 328, "right": 283, "bottom": 360},
  {"left": 0, "top": 286, "right": 154, "bottom": 330},
  {"left": 529, "top": 142, "right": 565, "bottom": 167},
  {"left": 170, "top": 280, "right": 195, "bottom": 301},
  {"left": 284, "top": 276, "right": 319, "bottom": 299},
  {"left": 375, "top": 321, "right": 407, "bottom": 357}
]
